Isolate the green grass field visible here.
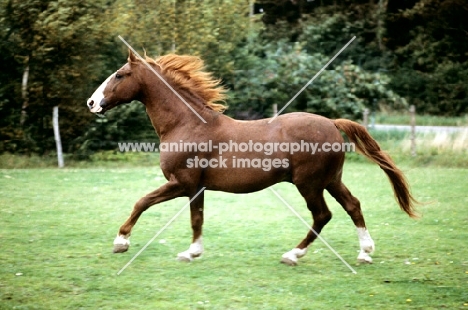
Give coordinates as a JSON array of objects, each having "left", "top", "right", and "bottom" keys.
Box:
[
  {"left": 1, "top": 162, "right": 467, "bottom": 309},
  {"left": 374, "top": 113, "right": 468, "bottom": 127}
]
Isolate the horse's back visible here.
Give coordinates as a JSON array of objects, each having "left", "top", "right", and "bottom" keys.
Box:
[
  {"left": 274, "top": 112, "right": 340, "bottom": 138},
  {"left": 228, "top": 112, "right": 343, "bottom": 145},
  {"left": 219, "top": 112, "right": 346, "bottom": 188}
]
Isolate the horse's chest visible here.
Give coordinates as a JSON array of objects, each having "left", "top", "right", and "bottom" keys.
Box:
[{"left": 159, "top": 152, "right": 188, "bottom": 172}]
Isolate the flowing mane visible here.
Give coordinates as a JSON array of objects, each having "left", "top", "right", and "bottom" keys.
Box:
[{"left": 143, "top": 54, "right": 228, "bottom": 112}]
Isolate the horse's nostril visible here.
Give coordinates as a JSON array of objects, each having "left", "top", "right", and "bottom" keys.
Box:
[{"left": 87, "top": 99, "right": 94, "bottom": 108}]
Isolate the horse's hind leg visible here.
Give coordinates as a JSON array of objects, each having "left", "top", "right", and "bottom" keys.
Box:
[
  {"left": 177, "top": 190, "right": 204, "bottom": 262},
  {"left": 326, "top": 181, "right": 375, "bottom": 263},
  {"left": 281, "top": 188, "right": 332, "bottom": 266}
]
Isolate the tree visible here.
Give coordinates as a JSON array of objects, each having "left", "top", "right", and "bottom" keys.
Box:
[
  {"left": 256, "top": 0, "right": 468, "bottom": 116},
  {"left": 75, "top": 0, "right": 253, "bottom": 155},
  {"left": 226, "top": 39, "right": 406, "bottom": 120},
  {"left": 385, "top": 0, "right": 468, "bottom": 115},
  {"left": 0, "top": 0, "right": 122, "bottom": 153}
]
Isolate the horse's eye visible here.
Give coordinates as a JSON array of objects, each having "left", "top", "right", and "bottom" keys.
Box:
[{"left": 115, "top": 73, "right": 123, "bottom": 79}]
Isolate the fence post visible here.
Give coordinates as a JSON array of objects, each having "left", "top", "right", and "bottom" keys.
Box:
[
  {"left": 409, "top": 105, "right": 416, "bottom": 157},
  {"left": 272, "top": 103, "right": 278, "bottom": 117},
  {"left": 363, "top": 108, "right": 369, "bottom": 129},
  {"left": 53, "top": 106, "right": 64, "bottom": 168},
  {"left": 20, "top": 61, "right": 29, "bottom": 126}
]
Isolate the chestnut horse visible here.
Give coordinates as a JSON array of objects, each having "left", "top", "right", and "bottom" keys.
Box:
[{"left": 87, "top": 51, "right": 417, "bottom": 266}]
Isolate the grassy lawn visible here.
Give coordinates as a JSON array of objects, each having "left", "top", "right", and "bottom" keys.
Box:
[
  {"left": 0, "top": 162, "right": 467, "bottom": 309},
  {"left": 344, "top": 128, "right": 468, "bottom": 169},
  {"left": 374, "top": 113, "right": 468, "bottom": 127}
]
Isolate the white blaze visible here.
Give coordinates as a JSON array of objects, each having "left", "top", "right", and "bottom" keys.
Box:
[{"left": 87, "top": 73, "right": 115, "bottom": 113}]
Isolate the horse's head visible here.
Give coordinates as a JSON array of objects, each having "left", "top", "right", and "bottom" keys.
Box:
[{"left": 87, "top": 51, "right": 142, "bottom": 115}]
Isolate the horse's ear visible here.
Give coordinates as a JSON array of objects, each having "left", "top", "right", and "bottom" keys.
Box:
[{"left": 128, "top": 50, "right": 137, "bottom": 63}]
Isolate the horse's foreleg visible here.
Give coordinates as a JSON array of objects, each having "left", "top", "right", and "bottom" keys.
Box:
[
  {"left": 281, "top": 189, "right": 332, "bottom": 266},
  {"left": 327, "top": 181, "right": 375, "bottom": 263},
  {"left": 177, "top": 190, "right": 204, "bottom": 262},
  {"left": 113, "top": 180, "right": 186, "bottom": 253}
]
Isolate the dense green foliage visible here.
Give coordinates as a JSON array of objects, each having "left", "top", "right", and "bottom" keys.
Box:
[
  {"left": 258, "top": 0, "right": 468, "bottom": 116},
  {"left": 0, "top": 0, "right": 118, "bottom": 154},
  {"left": 385, "top": 0, "right": 468, "bottom": 115},
  {"left": 226, "top": 39, "right": 406, "bottom": 119},
  {"left": 0, "top": 0, "right": 466, "bottom": 155}
]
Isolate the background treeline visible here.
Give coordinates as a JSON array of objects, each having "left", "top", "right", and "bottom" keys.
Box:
[{"left": 0, "top": 0, "right": 466, "bottom": 157}]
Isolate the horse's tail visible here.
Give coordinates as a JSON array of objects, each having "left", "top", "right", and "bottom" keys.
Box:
[{"left": 333, "top": 118, "right": 419, "bottom": 218}]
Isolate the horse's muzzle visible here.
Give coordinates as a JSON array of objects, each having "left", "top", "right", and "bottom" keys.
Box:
[
  {"left": 86, "top": 98, "right": 94, "bottom": 110},
  {"left": 87, "top": 98, "right": 106, "bottom": 114}
]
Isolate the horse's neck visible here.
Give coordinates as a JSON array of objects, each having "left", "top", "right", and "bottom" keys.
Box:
[{"left": 143, "top": 79, "right": 220, "bottom": 138}]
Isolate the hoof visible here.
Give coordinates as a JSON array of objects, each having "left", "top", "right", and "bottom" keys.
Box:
[
  {"left": 177, "top": 256, "right": 193, "bottom": 262},
  {"left": 280, "top": 248, "right": 306, "bottom": 266},
  {"left": 177, "top": 251, "right": 193, "bottom": 262},
  {"left": 113, "top": 235, "right": 130, "bottom": 253},
  {"left": 357, "top": 251, "right": 373, "bottom": 264},
  {"left": 113, "top": 244, "right": 129, "bottom": 253},
  {"left": 280, "top": 257, "right": 297, "bottom": 266},
  {"left": 177, "top": 238, "right": 203, "bottom": 262}
]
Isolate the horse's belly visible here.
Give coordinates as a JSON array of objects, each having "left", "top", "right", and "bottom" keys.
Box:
[{"left": 202, "top": 167, "right": 289, "bottom": 193}]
